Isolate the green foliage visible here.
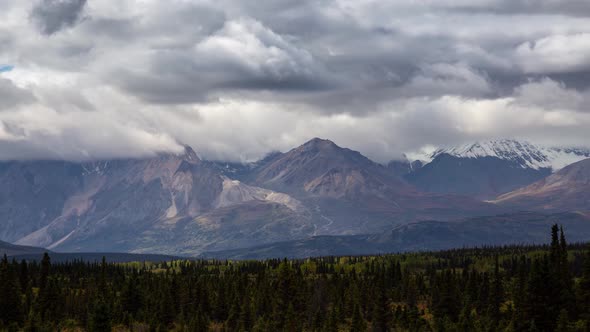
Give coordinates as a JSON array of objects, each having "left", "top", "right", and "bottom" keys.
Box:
[
  {"left": 2, "top": 224, "right": 590, "bottom": 331},
  {"left": 88, "top": 299, "right": 112, "bottom": 332}
]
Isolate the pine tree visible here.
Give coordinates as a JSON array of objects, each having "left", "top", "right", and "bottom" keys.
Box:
[
  {"left": 23, "top": 310, "right": 41, "bottom": 332},
  {"left": 550, "top": 224, "right": 560, "bottom": 268},
  {"left": 372, "top": 280, "right": 390, "bottom": 332},
  {"left": 37, "top": 278, "right": 61, "bottom": 322},
  {"left": 0, "top": 255, "right": 23, "bottom": 327},
  {"left": 157, "top": 287, "right": 175, "bottom": 327},
  {"left": 274, "top": 260, "right": 295, "bottom": 328},
  {"left": 252, "top": 316, "right": 269, "bottom": 332},
  {"left": 579, "top": 248, "right": 590, "bottom": 319},
  {"left": 559, "top": 227, "right": 575, "bottom": 317},
  {"left": 237, "top": 299, "right": 252, "bottom": 332},
  {"left": 489, "top": 255, "right": 503, "bottom": 327},
  {"left": 351, "top": 304, "right": 367, "bottom": 332},
  {"left": 88, "top": 299, "right": 112, "bottom": 332},
  {"left": 457, "top": 307, "right": 474, "bottom": 332},
  {"left": 555, "top": 309, "right": 569, "bottom": 332},
  {"left": 120, "top": 276, "right": 142, "bottom": 318},
  {"left": 39, "top": 253, "right": 50, "bottom": 291},
  {"left": 283, "top": 304, "right": 299, "bottom": 332},
  {"left": 19, "top": 259, "right": 29, "bottom": 290},
  {"left": 188, "top": 310, "right": 209, "bottom": 332},
  {"left": 524, "top": 258, "right": 555, "bottom": 331},
  {"left": 324, "top": 305, "right": 338, "bottom": 332}
]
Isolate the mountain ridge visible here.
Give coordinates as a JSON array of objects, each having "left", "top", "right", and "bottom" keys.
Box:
[
  {"left": 425, "top": 139, "right": 590, "bottom": 171},
  {"left": 493, "top": 157, "right": 590, "bottom": 211},
  {"left": 1, "top": 137, "right": 589, "bottom": 256}
]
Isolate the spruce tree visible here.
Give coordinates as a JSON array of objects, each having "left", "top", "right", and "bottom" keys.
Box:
[
  {"left": 555, "top": 309, "right": 569, "bottom": 332},
  {"left": 0, "top": 255, "right": 23, "bottom": 327},
  {"left": 579, "top": 248, "right": 590, "bottom": 319},
  {"left": 372, "top": 281, "right": 389, "bottom": 332},
  {"left": 488, "top": 255, "right": 503, "bottom": 327},
  {"left": 39, "top": 253, "right": 50, "bottom": 291},
  {"left": 88, "top": 299, "right": 112, "bottom": 332},
  {"left": 351, "top": 304, "right": 367, "bottom": 332}
]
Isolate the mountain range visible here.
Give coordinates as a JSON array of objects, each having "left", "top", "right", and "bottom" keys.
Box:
[
  {"left": 0, "top": 138, "right": 589, "bottom": 258},
  {"left": 405, "top": 140, "right": 590, "bottom": 199}
]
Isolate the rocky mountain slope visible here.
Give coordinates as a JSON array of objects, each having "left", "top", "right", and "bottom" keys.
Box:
[
  {"left": 0, "top": 139, "right": 501, "bottom": 255},
  {"left": 240, "top": 138, "right": 498, "bottom": 234},
  {"left": 2, "top": 138, "right": 588, "bottom": 256},
  {"left": 493, "top": 158, "right": 590, "bottom": 211},
  {"left": 0, "top": 161, "right": 85, "bottom": 242},
  {"left": 8, "top": 147, "right": 312, "bottom": 255}
]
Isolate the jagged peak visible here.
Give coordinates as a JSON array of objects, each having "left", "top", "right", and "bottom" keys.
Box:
[
  {"left": 180, "top": 145, "right": 200, "bottom": 162},
  {"left": 293, "top": 137, "right": 377, "bottom": 166},
  {"left": 425, "top": 139, "right": 590, "bottom": 171},
  {"left": 433, "top": 139, "right": 535, "bottom": 158},
  {"left": 300, "top": 137, "right": 339, "bottom": 150}
]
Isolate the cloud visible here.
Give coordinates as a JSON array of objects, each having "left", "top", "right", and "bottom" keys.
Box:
[
  {"left": 31, "top": 0, "right": 87, "bottom": 35},
  {"left": 0, "top": 78, "right": 36, "bottom": 110},
  {"left": 113, "top": 18, "right": 331, "bottom": 104},
  {"left": 401, "top": 63, "right": 493, "bottom": 98},
  {"left": 0, "top": 0, "right": 589, "bottom": 162},
  {"left": 513, "top": 78, "right": 590, "bottom": 112},
  {"left": 516, "top": 33, "right": 590, "bottom": 74}
]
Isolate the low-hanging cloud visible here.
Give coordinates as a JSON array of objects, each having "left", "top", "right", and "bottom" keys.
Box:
[{"left": 0, "top": 0, "right": 588, "bottom": 163}]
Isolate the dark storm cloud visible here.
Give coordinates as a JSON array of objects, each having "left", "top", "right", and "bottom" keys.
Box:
[
  {"left": 1, "top": 0, "right": 590, "bottom": 162},
  {"left": 31, "top": 0, "right": 87, "bottom": 35},
  {"left": 101, "top": 0, "right": 579, "bottom": 111},
  {"left": 0, "top": 78, "right": 36, "bottom": 110},
  {"left": 446, "top": 0, "right": 590, "bottom": 17},
  {"left": 111, "top": 17, "right": 336, "bottom": 104}
]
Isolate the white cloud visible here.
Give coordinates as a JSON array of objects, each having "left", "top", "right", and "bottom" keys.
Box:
[
  {"left": 196, "top": 19, "right": 317, "bottom": 80},
  {"left": 0, "top": 0, "right": 589, "bottom": 162},
  {"left": 516, "top": 33, "right": 590, "bottom": 73},
  {"left": 513, "top": 78, "right": 590, "bottom": 111}
]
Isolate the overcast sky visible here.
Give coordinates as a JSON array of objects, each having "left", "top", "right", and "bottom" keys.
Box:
[{"left": 0, "top": 0, "right": 589, "bottom": 162}]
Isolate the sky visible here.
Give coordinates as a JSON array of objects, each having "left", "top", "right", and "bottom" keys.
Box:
[{"left": 0, "top": 0, "right": 589, "bottom": 162}]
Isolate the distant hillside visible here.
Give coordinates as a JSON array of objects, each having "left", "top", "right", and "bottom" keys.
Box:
[
  {"left": 203, "top": 211, "right": 590, "bottom": 259},
  {"left": 11, "top": 252, "right": 185, "bottom": 263},
  {"left": 0, "top": 240, "right": 47, "bottom": 256},
  {"left": 494, "top": 158, "right": 590, "bottom": 211}
]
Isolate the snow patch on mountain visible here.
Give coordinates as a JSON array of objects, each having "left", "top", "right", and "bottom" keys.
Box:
[{"left": 419, "top": 140, "right": 590, "bottom": 171}]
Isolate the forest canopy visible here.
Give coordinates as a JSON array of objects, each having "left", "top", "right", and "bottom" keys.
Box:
[{"left": 1, "top": 224, "right": 590, "bottom": 331}]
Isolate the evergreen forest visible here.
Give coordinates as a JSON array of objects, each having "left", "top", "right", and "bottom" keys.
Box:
[{"left": 2, "top": 225, "right": 590, "bottom": 331}]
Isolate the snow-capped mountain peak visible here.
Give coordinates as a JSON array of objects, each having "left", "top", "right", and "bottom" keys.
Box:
[{"left": 427, "top": 139, "right": 590, "bottom": 171}]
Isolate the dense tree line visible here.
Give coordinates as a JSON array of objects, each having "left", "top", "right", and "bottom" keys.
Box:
[{"left": 2, "top": 225, "right": 590, "bottom": 331}]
